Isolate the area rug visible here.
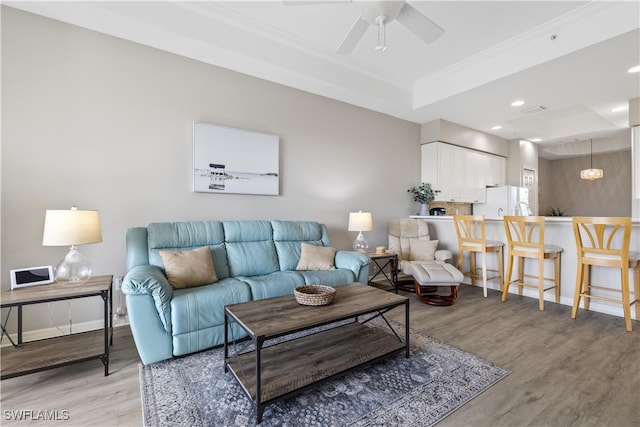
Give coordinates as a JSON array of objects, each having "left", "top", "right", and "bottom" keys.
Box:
[{"left": 140, "top": 319, "right": 511, "bottom": 426}]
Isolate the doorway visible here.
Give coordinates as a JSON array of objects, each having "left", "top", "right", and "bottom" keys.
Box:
[{"left": 523, "top": 168, "right": 537, "bottom": 215}]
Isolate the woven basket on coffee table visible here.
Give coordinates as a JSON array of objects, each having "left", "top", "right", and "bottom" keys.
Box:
[{"left": 294, "top": 284, "right": 336, "bottom": 306}]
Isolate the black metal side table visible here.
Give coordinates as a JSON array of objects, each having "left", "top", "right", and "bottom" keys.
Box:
[
  {"left": 0, "top": 275, "right": 113, "bottom": 380},
  {"left": 366, "top": 252, "right": 398, "bottom": 293}
]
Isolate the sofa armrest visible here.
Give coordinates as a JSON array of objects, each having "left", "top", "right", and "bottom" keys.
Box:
[
  {"left": 335, "top": 250, "right": 371, "bottom": 284},
  {"left": 435, "top": 249, "right": 453, "bottom": 262},
  {"left": 122, "top": 265, "right": 173, "bottom": 332}
]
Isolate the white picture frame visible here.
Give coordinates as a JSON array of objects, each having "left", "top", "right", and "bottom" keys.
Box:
[
  {"left": 10, "top": 266, "right": 54, "bottom": 289},
  {"left": 193, "top": 122, "right": 280, "bottom": 196}
]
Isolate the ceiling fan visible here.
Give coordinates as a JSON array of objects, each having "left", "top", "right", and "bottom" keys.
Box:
[{"left": 286, "top": 1, "right": 444, "bottom": 54}]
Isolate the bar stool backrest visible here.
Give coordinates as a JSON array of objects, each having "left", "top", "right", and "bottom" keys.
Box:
[
  {"left": 504, "top": 216, "right": 546, "bottom": 258},
  {"left": 572, "top": 217, "right": 631, "bottom": 268},
  {"left": 453, "top": 215, "right": 487, "bottom": 251}
]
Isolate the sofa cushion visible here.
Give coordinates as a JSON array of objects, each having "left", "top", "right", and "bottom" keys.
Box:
[
  {"left": 296, "top": 243, "right": 337, "bottom": 271},
  {"left": 223, "top": 221, "right": 280, "bottom": 277},
  {"left": 159, "top": 246, "right": 218, "bottom": 289},
  {"left": 239, "top": 271, "right": 306, "bottom": 300},
  {"left": 409, "top": 239, "right": 439, "bottom": 261},
  {"left": 298, "top": 269, "right": 356, "bottom": 286},
  {"left": 171, "top": 277, "right": 251, "bottom": 356},
  {"left": 272, "top": 221, "right": 328, "bottom": 271},
  {"left": 147, "top": 221, "right": 230, "bottom": 279}
]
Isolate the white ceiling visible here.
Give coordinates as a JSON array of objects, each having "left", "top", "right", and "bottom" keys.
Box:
[{"left": 6, "top": 1, "right": 640, "bottom": 159}]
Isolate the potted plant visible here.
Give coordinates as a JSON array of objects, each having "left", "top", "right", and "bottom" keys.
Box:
[{"left": 408, "top": 182, "right": 435, "bottom": 216}]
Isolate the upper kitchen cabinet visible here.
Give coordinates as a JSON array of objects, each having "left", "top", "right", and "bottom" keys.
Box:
[{"left": 421, "top": 142, "right": 505, "bottom": 203}]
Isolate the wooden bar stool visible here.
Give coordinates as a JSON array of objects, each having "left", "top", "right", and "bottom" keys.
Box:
[
  {"left": 502, "top": 216, "right": 562, "bottom": 311},
  {"left": 453, "top": 215, "right": 504, "bottom": 298},
  {"left": 571, "top": 217, "right": 640, "bottom": 332}
]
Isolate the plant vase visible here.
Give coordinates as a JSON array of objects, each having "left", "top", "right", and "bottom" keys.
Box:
[{"left": 419, "top": 204, "right": 428, "bottom": 216}]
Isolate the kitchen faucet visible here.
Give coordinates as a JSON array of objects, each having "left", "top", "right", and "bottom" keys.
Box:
[{"left": 514, "top": 202, "right": 530, "bottom": 216}]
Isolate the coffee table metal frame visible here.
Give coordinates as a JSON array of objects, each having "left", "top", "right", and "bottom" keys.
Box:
[{"left": 223, "top": 284, "right": 409, "bottom": 423}]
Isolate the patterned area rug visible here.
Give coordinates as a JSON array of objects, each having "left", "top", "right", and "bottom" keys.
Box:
[{"left": 140, "top": 319, "right": 510, "bottom": 426}]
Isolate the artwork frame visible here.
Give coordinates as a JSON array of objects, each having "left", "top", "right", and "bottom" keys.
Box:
[{"left": 193, "top": 122, "right": 280, "bottom": 196}]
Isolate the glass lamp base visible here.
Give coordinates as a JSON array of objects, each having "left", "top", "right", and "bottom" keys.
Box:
[
  {"left": 353, "top": 232, "right": 369, "bottom": 253},
  {"left": 55, "top": 246, "right": 92, "bottom": 283}
]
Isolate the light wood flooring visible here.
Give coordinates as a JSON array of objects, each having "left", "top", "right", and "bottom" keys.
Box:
[{"left": 1, "top": 284, "right": 638, "bottom": 426}]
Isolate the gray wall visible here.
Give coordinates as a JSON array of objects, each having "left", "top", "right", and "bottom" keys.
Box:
[
  {"left": 1, "top": 7, "right": 421, "bottom": 332},
  {"left": 538, "top": 150, "right": 632, "bottom": 216}
]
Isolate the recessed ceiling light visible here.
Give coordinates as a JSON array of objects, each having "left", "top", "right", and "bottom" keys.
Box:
[
  {"left": 491, "top": 125, "right": 502, "bottom": 130},
  {"left": 629, "top": 65, "right": 640, "bottom": 73},
  {"left": 511, "top": 100, "right": 525, "bottom": 107},
  {"left": 611, "top": 106, "right": 627, "bottom": 113},
  {"left": 530, "top": 138, "right": 542, "bottom": 142}
]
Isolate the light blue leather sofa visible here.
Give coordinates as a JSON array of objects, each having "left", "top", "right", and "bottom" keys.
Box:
[{"left": 122, "top": 220, "right": 370, "bottom": 365}]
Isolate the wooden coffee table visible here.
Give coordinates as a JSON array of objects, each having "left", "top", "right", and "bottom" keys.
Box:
[{"left": 224, "top": 283, "right": 409, "bottom": 423}]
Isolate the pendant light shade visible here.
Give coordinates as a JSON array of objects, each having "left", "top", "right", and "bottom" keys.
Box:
[{"left": 580, "top": 139, "right": 603, "bottom": 180}]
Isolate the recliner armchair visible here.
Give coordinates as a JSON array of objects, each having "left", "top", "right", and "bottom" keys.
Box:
[{"left": 388, "top": 218, "right": 464, "bottom": 305}]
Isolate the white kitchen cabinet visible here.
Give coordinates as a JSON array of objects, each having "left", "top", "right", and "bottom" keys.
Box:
[
  {"left": 421, "top": 142, "right": 505, "bottom": 203},
  {"left": 486, "top": 154, "right": 506, "bottom": 187}
]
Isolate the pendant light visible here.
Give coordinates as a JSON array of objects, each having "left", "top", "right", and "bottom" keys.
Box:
[{"left": 580, "top": 139, "right": 604, "bottom": 180}]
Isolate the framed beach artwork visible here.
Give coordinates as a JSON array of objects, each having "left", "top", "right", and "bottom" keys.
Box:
[{"left": 193, "top": 122, "right": 280, "bottom": 196}]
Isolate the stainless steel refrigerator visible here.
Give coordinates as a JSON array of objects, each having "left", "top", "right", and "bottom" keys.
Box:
[{"left": 473, "top": 186, "right": 530, "bottom": 217}]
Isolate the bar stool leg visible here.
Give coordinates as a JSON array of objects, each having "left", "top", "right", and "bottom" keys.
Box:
[
  {"left": 554, "top": 255, "right": 561, "bottom": 304},
  {"left": 481, "top": 251, "right": 488, "bottom": 298},
  {"left": 470, "top": 251, "right": 477, "bottom": 287},
  {"left": 517, "top": 257, "right": 525, "bottom": 296},
  {"left": 502, "top": 250, "right": 514, "bottom": 302},
  {"left": 538, "top": 257, "right": 545, "bottom": 311},
  {"left": 572, "top": 260, "right": 584, "bottom": 320},
  {"left": 584, "top": 265, "right": 591, "bottom": 311},
  {"left": 634, "top": 264, "right": 640, "bottom": 322},
  {"left": 497, "top": 247, "right": 504, "bottom": 292},
  {"left": 621, "top": 266, "right": 632, "bottom": 332}
]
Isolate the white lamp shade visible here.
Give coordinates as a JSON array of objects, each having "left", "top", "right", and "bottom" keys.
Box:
[
  {"left": 348, "top": 211, "right": 373, "bottom": 232},
  {"left": 43, "top": 209, "right": 103, "bottom": 246}
]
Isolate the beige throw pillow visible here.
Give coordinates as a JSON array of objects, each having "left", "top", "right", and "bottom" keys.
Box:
[
  {"left": 409, "top": 239, "right": 438, "bottom": 261},
  {"left": 296, "top": 243, "right": 337, "bottom": 271},
  {"left": 159, "top": 246, "right": 218, "bottom": 289}
]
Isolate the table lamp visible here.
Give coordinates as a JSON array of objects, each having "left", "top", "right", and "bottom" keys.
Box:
[
  {"left": 348, "top": 211, "right": 373, "bottom": 252},
  {"left": 42, "top": 206, "right": 103, "bottom": 283}
]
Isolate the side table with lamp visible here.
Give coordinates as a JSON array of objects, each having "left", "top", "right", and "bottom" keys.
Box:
[
  {"left": 366, "top": 248, "right": 399, "bottom": 293},
  {"left": 0, "top": 206, "right": 113, "bottom": 380}
]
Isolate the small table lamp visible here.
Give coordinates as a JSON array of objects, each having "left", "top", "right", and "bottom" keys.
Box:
[
  {"left": 348, "top": 211, "right": 373, "bottom": 252},
  {"left": 42, "top": 206, "right": 103, "bottom": 283}
]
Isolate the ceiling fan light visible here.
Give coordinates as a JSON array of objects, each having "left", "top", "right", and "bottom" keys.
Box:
[{"left": 580, "top": 168, "right": 604, "bottom": 180}]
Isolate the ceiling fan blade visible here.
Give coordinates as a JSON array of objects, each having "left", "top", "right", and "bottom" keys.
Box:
[
  {"left": 336, "top": 16, "right": 369, "bottom": 54},
  {"left": 396, "top": 3, "right": 444, "bottom": 44}
]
